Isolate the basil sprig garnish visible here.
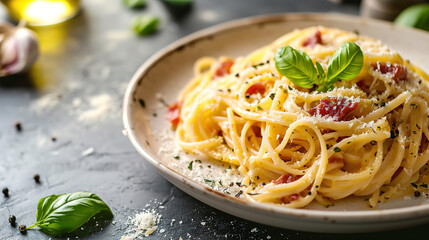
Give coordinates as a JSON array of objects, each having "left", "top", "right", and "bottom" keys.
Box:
[
  {"left": 26, "top": 192, "right": 113, "bottom": 236},
  {"left": 275, "top": 42, "right": 363, "bottom": 92}
]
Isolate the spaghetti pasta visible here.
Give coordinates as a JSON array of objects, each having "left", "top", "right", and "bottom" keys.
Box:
[{"left": 171, "top": 27, "right": 429, "bottom": 208}]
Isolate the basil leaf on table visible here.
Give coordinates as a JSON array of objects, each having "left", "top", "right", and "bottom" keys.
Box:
[
  {"left": 132, "top": 16, "right": 160, "bottom": 36},
  {"left": 26, "top": 192, "right": 113, "bottom": 236},
  {"left": 275, "top": 46, "right": 318, "bottom": 88}
]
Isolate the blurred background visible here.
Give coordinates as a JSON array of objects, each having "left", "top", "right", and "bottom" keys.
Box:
[{"left": 0, "top": 0, "right": 428, "bottom": 240}]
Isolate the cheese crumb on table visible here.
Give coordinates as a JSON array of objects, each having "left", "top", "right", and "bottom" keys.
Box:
[{"left": 120, "top": 209, "right": 162, "bottom": 240}]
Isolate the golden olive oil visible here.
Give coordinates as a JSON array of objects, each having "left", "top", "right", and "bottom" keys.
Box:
[{"left": 1, "top": 0, "right": 81, "bottom": 26}]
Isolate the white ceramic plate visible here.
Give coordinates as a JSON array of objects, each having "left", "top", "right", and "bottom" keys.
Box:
[{"left": 123, "top": 13, "right": 429, "bottom": 233}]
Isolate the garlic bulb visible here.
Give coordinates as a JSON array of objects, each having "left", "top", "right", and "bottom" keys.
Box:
[{"left": 0, "top": 22, "right": 39, "bottom": 77}]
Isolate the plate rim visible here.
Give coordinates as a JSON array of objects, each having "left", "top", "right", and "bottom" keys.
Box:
[{"left": 123, "top": 12, "right": 429, "bottom": 225}]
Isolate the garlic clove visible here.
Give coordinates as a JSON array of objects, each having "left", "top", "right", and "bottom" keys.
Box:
[
  {"left": 0, "top": 22, "right": 39, "bottom": 77},
  {"left": 1, "top": 34, "right": 18, "bottom": 66}
]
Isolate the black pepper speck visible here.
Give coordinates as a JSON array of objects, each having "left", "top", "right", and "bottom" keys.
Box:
[
  {"left": 2, "top": 187, "right": 9, "bottom": 197},
  {"left": 18, "top": 225, "right": 26, "bottom": 233},
  {"left": 9, "top": 215, "right": 16, "bottom": 226},
  {"left": 33, "top": 174, "right": 40, "bottom": 183},
  {"left": 14, "top": 121, "right": 22, "bottom": 132}
]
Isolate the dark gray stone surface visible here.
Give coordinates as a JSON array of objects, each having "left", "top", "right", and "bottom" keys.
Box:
[{"left": 0, "top": 0, "right": 428, "bottom": 239}]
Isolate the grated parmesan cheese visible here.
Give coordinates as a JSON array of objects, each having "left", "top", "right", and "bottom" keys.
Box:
[
  {"left": 120, "top": 209, "right": 162, "bottom": 240},
  {"left": 81, "top": 147, "right": 95, "bottom": 156},
  {"left": 78, "top": 94, "right": 113, "bottom": 122}
]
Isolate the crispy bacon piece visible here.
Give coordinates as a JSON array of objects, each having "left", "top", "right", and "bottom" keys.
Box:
[
  {"left": 245, "top": 82, "right": 265, "bottom": 95},
  {"left": 336, "top": 136, "right": 347, "bottom": 143},
  {"left": 321, "top": 129, "right": 334, "bottom": 134},
  {"left": 302, "top": 30, "right": 322, "bottom": 47},
  {"left": 308, "top": 97, "right": 358, "bottom": 121},
  {"left": 356, "top": 80, "right": 369, "bottom": 93},
  {"left": 281, "top": 194, "right": 299, "bottom": 204},
  {"left": 167, "top": 100, "right": 183, "bottom": 128},
  {"left": 272, "top": 173, "right": 300, "bottom": 185},
  {"left": 392, "top": 166, "right": 403, "bottom": 181},
  {"left": 371, "top": 62, "right": 408, "bottom": 82},
  {"left": 273, "top": 174, "right": 305, "bottom": 203},
  {"left": 329, "top": 156, "right": 344, "bottom": 163},
  {"left": 213, "top": 59, "right": 234, "bottom": 79}
]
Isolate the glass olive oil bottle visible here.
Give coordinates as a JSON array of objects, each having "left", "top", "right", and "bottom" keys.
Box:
[{"left": 1, "top": 0, "right": 81, "bottom": 26}]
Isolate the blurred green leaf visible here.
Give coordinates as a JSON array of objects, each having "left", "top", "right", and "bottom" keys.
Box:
[
  {"left": 132, "top": 16, "right": 160, "bottom": 36},
  {"left": 162, "top": 0, "right": 192, "bottom": 5},
  {"left": 395, "top": 4, "right": 429, "bottom": 31},
  {"left": 123, "top": 0, "right": 146, "bottom": 8}
]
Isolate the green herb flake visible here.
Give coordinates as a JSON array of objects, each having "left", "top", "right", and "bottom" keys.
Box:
[
  {"left": 132, "top": 16, "right": 160, "bottom": 36},
  {"left": 26, "top": 192, "right": 113, "bottom": 236},
  {"left": 411, "top": 182, "right": 418, "bottom": 188},
  {"left": 204, "top": 179, "right": 215, "bottom": 188},
  {"left": 252, "top": 63, "right": 265, "bottom": 68},
  {"left": 173, "top": 155, "right": 180, "bottom": 160},
  {"left": 188, "top": 161, "right": 193, "bottom": 170},
  {"left": 159, "top": 98, "right": 168, "bottom": 107},
  {"left": 247, "top": 192, "right": 261, "bottom": 196},
  {"left": 123, "top": 0, "right": 146, "bottom": 8},
  {"left": 333, "top": 147, "right": 341, "bottom": 152},
  {"left": 257, "top": 105, "right": 263, "bottom": 110},
  {"left": 269, "top": 93, "right": 276, "bottom": 100},
  {"left": 288, "top": 86, "right": 293, "bottom": 91},
  {"left": 420, "top": 183, "right": 428, "bottom": 188}
]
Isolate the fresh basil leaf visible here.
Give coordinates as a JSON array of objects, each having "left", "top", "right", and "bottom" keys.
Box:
[
  {"left": 275, "top": 46, "right": 317, "bottom": 88},
  {"left": 326, "top": 42, "right": 363, "bottom": 84},
  {"left": 132, "top": 16, "right": 160, "bottom": 36},
  {"left": 27, "top": 192, "right": 113, "bottom": 236},
  {"left": 123, "top": 0, "right": 146, "bottom": 9},
  {"left": 395, "top": 4, "right": 429, "bottom": 31},
  {"left": 315, "top": 62, "right": 325, "bottom": 84}
]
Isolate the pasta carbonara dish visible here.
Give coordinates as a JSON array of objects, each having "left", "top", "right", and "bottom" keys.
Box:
[{"left": 167, "top": 27, "right": 429, "bottom": 208}]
